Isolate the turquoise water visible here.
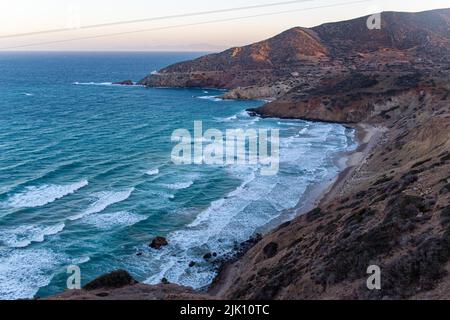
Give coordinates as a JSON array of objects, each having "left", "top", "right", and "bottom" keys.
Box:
[{"left": 0, "top": 52, "right": 354, "bottom": 299}]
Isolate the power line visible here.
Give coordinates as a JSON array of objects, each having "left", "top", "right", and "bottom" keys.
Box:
[
  {"left": 0, "top": 0, "right": 316, "bottom": 39},
  {"left": 0, "top": 0, "right": 372, "bottom": 50}
]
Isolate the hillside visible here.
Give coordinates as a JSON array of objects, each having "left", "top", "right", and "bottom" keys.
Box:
[
  {"left": 139, "top": 8, "right": 450, "bottom": 100},
  {"left": 53, "top": 8, "right": 450, "bottom": 300}
]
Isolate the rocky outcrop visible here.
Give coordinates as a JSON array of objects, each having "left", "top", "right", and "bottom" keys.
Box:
[
  {"left": 82, "top": 270, "right": 137, "bottom": 291},
  {"left": 220, "top": 83, "right": 291, "bottom": 100},
  {"left": 113, "top": 80, "right": 134, "bottom": 85},
  {"left": 51, "top": 282, "right": 211, "bottom": 300},
  {"left": 247, "top": 72, "right": 429, "bottom": 122},
  {"left": 149, "top": 236, "right": 168, "bottom": 249}
]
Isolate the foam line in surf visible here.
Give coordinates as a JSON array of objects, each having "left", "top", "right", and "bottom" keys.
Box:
[
  {"left": 0, "top": 223, "right": 65, "bottom": 248},
  {"left": 4, "top": 180, "right": 88, "bottom": 208},
  {"left": 162, "top": 181, "right": 194, "bottom": 190},
  {"left": 69, "top": 187, "right": 134, "bottom": 221},
  {"left": 143, "top": 122, "right": 354, "bottom": 289},
  {"left": 0, "top": 249, "right": 62, "bottom": 300},
  {"left": 73, "top": 81, "right": 113, "bottom": 86},
  {"left": 196, "top": 95, "right": 223, "bottom": 102},
  {"left": 82, "top": 211, "right": 147, "bottom": 230}
]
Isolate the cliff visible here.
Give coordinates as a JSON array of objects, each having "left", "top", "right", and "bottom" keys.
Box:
[
  {"left": 211, "top": 73, "right": 450, "bottom": 299},
  {"left": 52, "top": 8, "right": 450, "bottom": 300}
]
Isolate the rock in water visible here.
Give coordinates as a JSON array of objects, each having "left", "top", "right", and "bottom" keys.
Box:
[
  {"left": 150, "top": 236, "right": 168, "bottom": 249},
  {"left": 203, "top": 252, "right": 212, "bottom": 260},
  {"left": 113, "top": 80, "right": 134, "bottom": 85},
  {"left": 83, "top": 270, "right": 137, "bottom": 291}
]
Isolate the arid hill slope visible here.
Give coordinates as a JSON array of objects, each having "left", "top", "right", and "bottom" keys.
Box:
[
  {"left": 139, "top": 8, "right": 450, "bottom": 98},
  {"left": 212, "top": 72, "right": 450, "bottom": 300}
]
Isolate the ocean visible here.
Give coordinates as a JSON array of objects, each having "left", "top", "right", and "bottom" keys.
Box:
[{"left": 0, "top": 52, "right": 355, "bottom": 299}]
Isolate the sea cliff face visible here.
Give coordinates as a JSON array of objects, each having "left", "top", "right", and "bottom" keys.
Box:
[
  {"left": 248, "top": 72, "right": 429, "bottom": 123},
  {"left": 53, "top": 8, "right": 450, "bottom": 300}
]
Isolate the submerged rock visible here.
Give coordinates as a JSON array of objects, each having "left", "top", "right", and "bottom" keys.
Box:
[
  {"left": 203, "top": 252, "right": 212, "bottom": 260},
  {"left": 150, "top": 236, "right": 168, "bottom": 249}
]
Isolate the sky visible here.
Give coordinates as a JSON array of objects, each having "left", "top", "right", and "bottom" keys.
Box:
[{"left": 0, "top": 0, "right": 448, "bottom": 51}]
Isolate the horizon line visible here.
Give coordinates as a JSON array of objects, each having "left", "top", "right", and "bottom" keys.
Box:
[{"left": 2, "top": 6, "right": 448, "bottom": 52}]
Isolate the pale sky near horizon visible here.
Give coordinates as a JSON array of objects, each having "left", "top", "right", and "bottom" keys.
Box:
[{"left": 0, "top": 0, "right": 448, "bottom": 51}]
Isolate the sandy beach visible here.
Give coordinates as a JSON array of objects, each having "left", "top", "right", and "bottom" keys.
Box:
[{"left": 318, "top": 124, "right": 386, "bottom": 206}]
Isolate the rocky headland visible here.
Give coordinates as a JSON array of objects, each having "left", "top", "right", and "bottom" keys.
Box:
[{"left": 52, "top": 8, "right": 450, "bottom": 300}]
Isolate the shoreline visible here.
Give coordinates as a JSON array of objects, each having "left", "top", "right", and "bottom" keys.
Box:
[
  {"left": 207, "top": 121, "right": 382, "bottom": 297},
  {"left": 317, "top": 123, "right": 384, "bottom": 207},
  {"left": 49, "top": 119, "right": 376, "bottom": 300}
]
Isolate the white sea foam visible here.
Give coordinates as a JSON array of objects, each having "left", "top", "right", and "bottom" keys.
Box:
[
  {"left": 161, "top": 192, "right": 175, "bottom": 200},
  {"left": 197, "top": 95, "right": 222, "bottom": 102},
  {"left": 73, "top": 256, "right": 91, "bottom": 264},
  {"left": 0, "top": 249, "right": 61, "bottom": 300},
  {"left": 73, "top": 81, "right": 113, "bottom": 86},
  {"left": 23, "top": 93, "right": 34, "bottom": 96},
  {"left": 277, "top": 121, "right": 304, "bottom": 126},
  {"left": 238, "top": 110, "right": 251, "bottom": 118},
  {"left": 72, "top": 81, "right": 144, "bottom": 87},
  {"left": 83, "top": 211, "right": 147, "bottom": 230},
  {"left": 162, "top": 181, "right": 194, "bottom": 190},
  {"left": 217, "top": 114, "right": 237, "bottom": 122},
  {"left": 146, "top": 168, "right": 159, "bottom": 176},
  {"left": 215, "top": 110, "right": 255, "bottom": 123},
  {"left": 5, "top": 180, "right": 88, "bottom": 208},
  {"left": 69, "top": 188, "right": 134, "bottom": 221},
  {"left": 0, "top": 223, "right": 65, "bottom": 248},
  {"left": 297, "top": 127, "right": 309, "bottom": 135},
  {"left": 144, "top": 121, "right": 353, "bottom": 289},
  {"left": 228, "top": 114, "right": 238, "bottom": 120}
]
